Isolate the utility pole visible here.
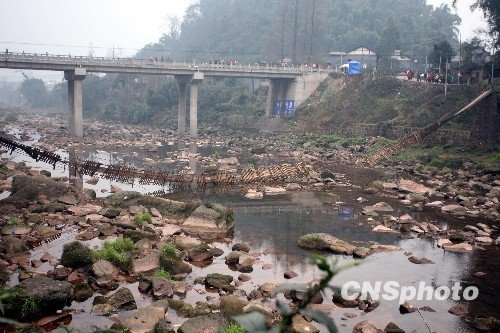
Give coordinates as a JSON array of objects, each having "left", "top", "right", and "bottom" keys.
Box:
[
  {"left": 439, "top": 54, "right": 442, "bottom": 74},
  {"left": 281, "top": 0, "right": 285, "bottom": 63},
  {"left": 445, "top": 57, "right": 448, "bottom": 98},
  {"left": 458, "top": 32, "right": 461, "bottom": 84}
]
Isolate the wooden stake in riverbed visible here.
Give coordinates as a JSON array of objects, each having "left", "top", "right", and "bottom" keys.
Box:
[{"left": 360, "top": 88, "right": 493, "bottom": 165}]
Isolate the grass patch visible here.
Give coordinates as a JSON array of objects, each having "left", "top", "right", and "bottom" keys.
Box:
[
  {"left": 20, "top": 297, "right": 38, "bottom": 319},
  {"left": 94, "top": 238, "right": 135, "bottom": 270},
  {"left": 225, "top": 323, "right": 246, "bottom": 333},
  {"left": 154, "top": 269, "right": 172, "bottom": 279},
  {"left": 134, "top": 212, "right": 152, "bottom": 227},
  {"left": 7, "top": 216, "right": 25, "bottom": 226}
]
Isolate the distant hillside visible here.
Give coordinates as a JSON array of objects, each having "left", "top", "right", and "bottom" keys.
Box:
[
  {"left": 288, "top": 75, "right": 494, "bottom": 145},
  {"left": 139, "top": 0, "right": 460, "bottom": 65}
]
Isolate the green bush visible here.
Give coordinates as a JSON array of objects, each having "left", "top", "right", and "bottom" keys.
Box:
[
  {"left": 160, "top": 243, "right": 179, "bottom": 258},
  {"left": 225, "top": 323, "right": 246, "bottom": 333},
  {"left": 154, "top": 269, "right": 172, "bottom": 280},
  {"left": 94, "top": 238, "right": 135, "bottom": 270},
  {"left": 60, "top": 241, "right": 94, "bottom": 268},
  {"left": 134, "top": 212, "right": 152, "bottom": 226}
]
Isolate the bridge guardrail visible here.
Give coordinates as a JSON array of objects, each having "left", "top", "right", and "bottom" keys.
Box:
[{"left": 1, "top": 51, "right": 332, "bottom": 75}]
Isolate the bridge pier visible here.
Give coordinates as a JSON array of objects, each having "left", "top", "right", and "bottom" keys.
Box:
[
  {"left": 175, "top": 76, "right": 190, "bottom": 139},
  {"left": 64, "top": 68, "right": 86, "bottom": 138},
  {"left": 176, "top": 73, "right": 204, "bottom": 140},
  {"left": 189, "top": 72, "right": 204, "bottom": 139}
]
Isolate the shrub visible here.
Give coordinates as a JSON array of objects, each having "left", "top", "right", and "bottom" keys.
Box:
[
  {"left": 134, "top": 212, "right": 152, "bottom": 227},
  {"left": 160, "top": 244, "right": 179, "bottom": 258},
  {"left": 154, "top": 269, "right": 172, "bottom": 280},
  {"left": 60, "top": 241, "right": 94, "bottom": 268},
  {"left": 7, "top": 216, "right": 24, "bottom": 226},
  {"left": 225, "top": 323, "right": 246, "bottom": 333},
  {"left": 94, "top": 238, "right": 135, "bottom": 270}
]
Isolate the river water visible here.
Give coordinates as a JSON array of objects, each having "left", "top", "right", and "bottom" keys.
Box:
[{"left": 1, "top": 127, "right": 498, "bottom": 333}]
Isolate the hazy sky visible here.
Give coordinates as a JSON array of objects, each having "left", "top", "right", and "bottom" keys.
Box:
[{"left": 0, "top": 0, "right": 489, "bottom": 81}]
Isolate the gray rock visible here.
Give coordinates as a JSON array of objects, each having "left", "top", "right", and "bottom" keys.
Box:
[
  {"left": 353, "top": 320, "right": 383, "bottom": 333},
  {"left": 178, "top": 313, "right": 229, "bottom": 333},
  {"left": 92, "top": 259, "right": 119, "bottom": 278},
  {"left": 232, "top": 242, "right": 251, "bottom": 252},
  {"left": 4, "top": 276, "right": 73, "bottom": 319},
  {"left": 297, "top": 233, "right": 355, "bottom": 255},
  {"left": 205, "top": 273, "right": 233, "bottom": 290},
  {"left": 384, "top": 322, "right": 405, "bottom": 333},
  {"left": 408, "top": 256, "right": 435, "bottom": 264},
  {"left": 120, "top": 300, "right": 169, "bottom": 333},
  {"left": 132, "top": 252, "right": 160, "bottom": 274},
  {"left": 225, "top": 251, "right": 243, "bottom": 265},
  {"left": 181, "top": 204, "right": 234, "bottom": 239},
  {"left": 107, "top": 287, "right": 137, "bottom": 310}
]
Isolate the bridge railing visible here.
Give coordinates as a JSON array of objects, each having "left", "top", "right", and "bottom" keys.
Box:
[{"left": 1, "top": 51, "right": 332, "bottom": 74}]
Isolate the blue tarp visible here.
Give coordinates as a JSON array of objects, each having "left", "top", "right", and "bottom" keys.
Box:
[{"left": 347, "top": 61, "right": 361, "bottom": 75}]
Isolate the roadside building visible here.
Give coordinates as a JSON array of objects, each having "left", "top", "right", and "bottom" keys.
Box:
[
  {"left": 391, "top": 50, "right": 416, "bottom": 70},
  {"left": 330, "top": 46, "right": 378, "bottom": 69}
]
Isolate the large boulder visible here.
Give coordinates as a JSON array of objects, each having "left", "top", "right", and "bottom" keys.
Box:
[
  {"left": 151, "top": 277, "right": 187, "bottom": 299},
  {"left": 181, "top": 204, "right": 234, "bottom": 239},
  {"left": 297, "top": 233, "right": 355, "bottom": 255},
  {"left": 94, "top": 287, "right": 137, "bottom": 311},
  {"left": 132, "top": 252, "right": 160, "bottom": 274},
  {"left": 353, "top": 320, "right": 383, "bottom": 333},
  {"left": 119, "top": 300, "right": 169, "bottom": 333},
  {"left": 0, "top": 235, "right": 28, "bottom": 254},
  {"left": 105, "top": 191, "right": 195, "bottom": 217},
  {"left": 178, "top": 313, "right": 230, "bottom": 333},
  {"left": 205, "top": 273, "right": 233, "bottom": 290},
  {"left": 7, "top": 175, "right": 75, "bottom": 202},
  {"left": 219, "top": 295, "right": 249, "bottom": 317},
  {"left": 92, "top": 259, "right": 120, "bottom": 279},
  {"left": 441, "top": 204, "right": 467, "bottom": 215},
  {"left": 4, "top": 276, "right": 73, "bottom": 320}
]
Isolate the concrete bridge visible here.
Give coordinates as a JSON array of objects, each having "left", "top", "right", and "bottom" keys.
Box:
[{"left": 1, "top": 51, "right": 329, "bottom": 138}]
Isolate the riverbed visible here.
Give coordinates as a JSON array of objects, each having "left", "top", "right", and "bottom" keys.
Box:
[{"left": 0, "top": 111, "right": 498, "bottom": 333}]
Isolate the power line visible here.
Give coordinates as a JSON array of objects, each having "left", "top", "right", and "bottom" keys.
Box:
[{"left": 0, "top": 41, "right": 262, "bottom": 56}]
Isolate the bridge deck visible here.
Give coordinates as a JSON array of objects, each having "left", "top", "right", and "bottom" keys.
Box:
[{"left": 1, "top": 52, "right": 329, "bottom": 79}]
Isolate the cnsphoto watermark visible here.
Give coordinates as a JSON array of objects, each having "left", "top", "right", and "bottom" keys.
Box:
[{"left": 340, "top": 281, "right": 479, "bottom": 304}]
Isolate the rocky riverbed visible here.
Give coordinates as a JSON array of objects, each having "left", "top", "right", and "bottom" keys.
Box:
[{"left": 0, "top": 109, "right": 499, "bottom": 333}]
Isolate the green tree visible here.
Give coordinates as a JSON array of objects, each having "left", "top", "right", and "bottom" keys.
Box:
[
  {"left": 461, "top": 37, "right": 486, "bottom": 75},
  {"left": 18, "top": 78, "right": 49, "bottom": 108},
  {"left": 378, "top": 18, "right": 402, "bottom": 58},
  {"left": 428, "top": 40, "right": 456, "bottom": 70}
]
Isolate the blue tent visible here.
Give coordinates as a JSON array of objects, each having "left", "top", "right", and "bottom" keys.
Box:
[{"left": 347, "top": 61, "right": 361, "bottom": 75}]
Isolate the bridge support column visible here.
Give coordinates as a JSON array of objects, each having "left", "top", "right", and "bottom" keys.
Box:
[
  {"left": 266, "top": 79, "right": 290, "bottom": 117},
  {"left": 175, "top": 76, "right": 191, "bottom": 139},
  {"left": 266, "top": 80, "right": 278, "bottom": 117},
  {"left": 64, "top": 68, "right": 86, "bottom": 138},
  {"left": 189, "top": 72, "right": 204, "bottom": 140}
]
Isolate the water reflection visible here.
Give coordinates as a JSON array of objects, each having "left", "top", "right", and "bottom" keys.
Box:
[
  {"left": 68, "top": 147, "right": 83, "bottom": 190},
  {"left": 189, "top": 142, "right": 198, "bottom": 173}
]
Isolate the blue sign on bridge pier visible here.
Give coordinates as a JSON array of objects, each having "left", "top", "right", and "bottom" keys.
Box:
[{"left": 274, "top": 100, "right": 295, "bottom": 116}]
